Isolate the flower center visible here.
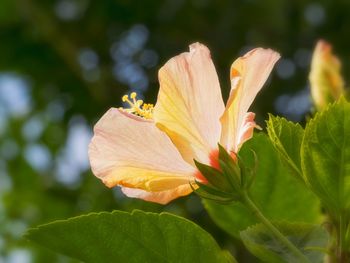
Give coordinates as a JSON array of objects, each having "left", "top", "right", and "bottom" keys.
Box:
[{"left": 119, "top": 92, "right": 154, "bottom": 119}]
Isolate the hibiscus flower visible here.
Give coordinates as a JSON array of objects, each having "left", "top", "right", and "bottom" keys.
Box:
[{"left": 89, "top": 43, "right": 280, "bottom": 204}]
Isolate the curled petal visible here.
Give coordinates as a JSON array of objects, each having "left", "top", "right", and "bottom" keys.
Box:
[
  {"left": 121, "top": 184, "right": 192, "bottom": 205},
  {"left": 88, "top": 108, "right": 195, "bottom": 202},
  {"left": 154, "top": 42, "right": 225, "bottom": 164},
  {"left": 236, "top": 112, "right": 260, "bottom": 150},
  {"left": 220, "top": 48, "right": 280, "bottom": 152}
]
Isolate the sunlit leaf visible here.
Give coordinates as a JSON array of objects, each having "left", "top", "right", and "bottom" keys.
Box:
[
  {"left": 26, "top": 210, "right": 235, "bottom": 263},
  {"left": 301, "top": 98, "right": 350, "bottom": 216},
  {"left": 266, "top": 114, "right": 304, "bottom": 181}
]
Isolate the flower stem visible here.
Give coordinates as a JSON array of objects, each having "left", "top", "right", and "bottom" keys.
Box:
[
  {"left": 336, "top": 213, "right": 349, "bottom": 262},
  {"left": 241, "top": 192, "right": 311, "bottom": 263}
]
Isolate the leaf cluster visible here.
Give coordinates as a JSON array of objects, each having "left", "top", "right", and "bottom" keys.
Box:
[{"left": 267, "top": 98, "right": 350, "bottom": 260}]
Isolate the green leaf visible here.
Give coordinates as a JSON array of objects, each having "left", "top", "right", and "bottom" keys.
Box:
[
  {"left": 204, "top": 133, "right": 321, "bottom": 238},
  {"left": 267, "top": 114, "right": 304, "bottom": 181},
  {"left": 25, "top": 210, "right": 234, "bottom": 263},
  {"left": 301, "top": 98, "right": 350, "bottom": 215},
  {"left": 240, "top": 222, "right": 329, "bottom": 263}
]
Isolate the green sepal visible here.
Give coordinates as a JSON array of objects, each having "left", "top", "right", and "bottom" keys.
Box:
[
  {"left": 193, "top": 145, "right": 251, "bottom": 203},
  {"left": 194, "top": 159, "right": 232, "bottom": 192},
  {"left": 193, "top": 144, "right": 260, "bottom": 203},
  {"left": 191, "top": 181, "right": 238, "bottom": 204},
  {"left": 239, "top": 149, "right": 258, "bottom": 190},
  {"left": 218, "top": 144, "right": 242, "bottom": 189}
]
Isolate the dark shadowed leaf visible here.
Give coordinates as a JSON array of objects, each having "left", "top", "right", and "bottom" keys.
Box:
[{"left": 240, "top": 222, "right": 328, "bottom": 263}]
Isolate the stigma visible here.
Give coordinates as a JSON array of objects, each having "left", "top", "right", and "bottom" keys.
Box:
[{"left": 119, "top": 92, "right": 154, "bottom": 119}]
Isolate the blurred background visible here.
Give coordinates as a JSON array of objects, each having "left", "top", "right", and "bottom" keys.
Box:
[{"left": 0, "top": 0, "right": 349, "bottom": 262}]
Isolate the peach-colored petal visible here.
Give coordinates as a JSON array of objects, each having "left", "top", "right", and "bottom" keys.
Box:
[
  {"left": 220, "top": 48, "right": 280, "bottom": 152},
  {"left": 88, "top": 108, "right": 196, "bottom": 201},
  {"left": 236, "top": 112, "right": 260, "bottom": 150},
  {"left": 154, "top": 43, "right": 225, "bottom": 164},
  {"left": 121, "top": 184, "right": 192, "bottom": 205}
]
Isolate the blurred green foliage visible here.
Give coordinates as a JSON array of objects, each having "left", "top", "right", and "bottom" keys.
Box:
[{"left": 1, "top": 0, "right": 350, "bottom": 262}]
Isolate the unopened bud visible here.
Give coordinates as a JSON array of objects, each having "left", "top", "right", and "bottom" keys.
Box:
[{"left": 309, "top": 40, "right": 345, "bottom": 110}]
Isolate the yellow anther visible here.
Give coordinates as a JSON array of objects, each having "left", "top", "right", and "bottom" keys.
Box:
[{"left": 120, "top": 92, "right": 154, "bottom": 119}]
